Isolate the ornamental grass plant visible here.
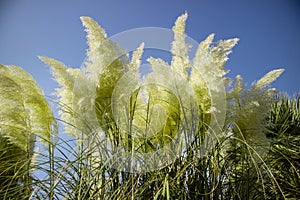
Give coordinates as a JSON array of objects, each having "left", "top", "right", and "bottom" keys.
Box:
[{"left": 0, "top": 14, "right": 299, "bottom": 200}]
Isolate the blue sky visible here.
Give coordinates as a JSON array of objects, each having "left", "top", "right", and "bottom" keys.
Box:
[{"left": 0, "top": 0, "right": 300, "bottom": 96}]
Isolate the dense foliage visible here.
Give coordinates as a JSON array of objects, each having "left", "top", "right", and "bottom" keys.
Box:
[{"left": 0, "top": 14, "right": 299, "bottom": 199}]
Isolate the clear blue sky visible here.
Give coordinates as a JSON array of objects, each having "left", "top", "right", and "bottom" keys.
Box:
[{"left": 1, "top": 0, "right": 300, "bottom": 96}]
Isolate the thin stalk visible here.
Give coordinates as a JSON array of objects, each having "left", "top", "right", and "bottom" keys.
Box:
[
  {"left": 26, "top": 138, "right": 31, "bottom": 198},
  {"left": 49, "top": 140, "right": 54, "bottom": 200}
]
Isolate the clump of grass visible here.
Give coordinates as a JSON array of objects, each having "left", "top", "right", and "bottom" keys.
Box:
[{"left": 1, "top": 13, "right": 298, "bottom": 200}]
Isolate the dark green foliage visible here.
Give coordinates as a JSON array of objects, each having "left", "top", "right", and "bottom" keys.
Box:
[{"left": 264, "top": 94, "right": 300, "bottom": 199}]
